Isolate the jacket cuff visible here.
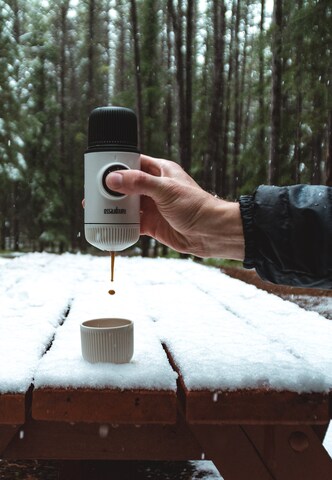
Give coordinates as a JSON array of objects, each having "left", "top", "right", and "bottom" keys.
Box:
[{"left": 239, "top": 195, "right": 255, "bottom": 269}]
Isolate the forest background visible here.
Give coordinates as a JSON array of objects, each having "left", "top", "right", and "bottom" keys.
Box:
[{"left": 0, "top": 0, "right": 331, "bottom": 255}]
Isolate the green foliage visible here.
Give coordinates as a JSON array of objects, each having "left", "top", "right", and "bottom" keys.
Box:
[{"left": 0, "top": 0, "right": 331, "bottom": 252}]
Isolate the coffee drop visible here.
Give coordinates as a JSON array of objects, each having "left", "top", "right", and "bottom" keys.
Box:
[{"left": 108, "top": 289, "right": 116, "bottom": 295}]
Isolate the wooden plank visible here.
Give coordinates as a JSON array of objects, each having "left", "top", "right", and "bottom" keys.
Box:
[
  {"left": 164, "top": 343, "right": 331, "bottom": 425},
  {"left": 190, "top": 424, "right": 274, "bottom": 480},
  {"left": 184, "top": 388, "right": 330, "bottom": 425},
  {"left": 3, "top": 416, "right": 202, "bottom": 460},
  {"left": 32, "top": 388, "right": 177, "bottom": 424},
  {"left": 0, "top": 425, "right": 22, "bottom": 455},
  {"left": 0, "top": 394, "right": 26, "bottom": 424},
  {"left": 243, "top": 425, "right": 332, "bottom": 480},
  {"left": 312, "top": 423, "right": 330, "bottom": 442}
]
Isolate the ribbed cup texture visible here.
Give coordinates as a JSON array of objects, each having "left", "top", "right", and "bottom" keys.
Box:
[
  {"left": 81, "top": 319, "right": 133, "bottom": 364},
  {"left": 85, "top": 225, "right": 140, "bottom": 251}
]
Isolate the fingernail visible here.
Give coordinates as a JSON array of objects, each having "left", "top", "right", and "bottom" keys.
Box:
[{"left": 107, "top": 172, "right": 123, "bottom": 189}]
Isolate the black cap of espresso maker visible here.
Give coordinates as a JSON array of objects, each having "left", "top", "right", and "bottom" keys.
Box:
[{"left": 87, "top": 106, "right": 138, "bottom": 152}]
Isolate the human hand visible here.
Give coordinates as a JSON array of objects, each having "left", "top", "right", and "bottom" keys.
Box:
[{"left": 106, "top": 154, "right": 244, "bottom": 259}]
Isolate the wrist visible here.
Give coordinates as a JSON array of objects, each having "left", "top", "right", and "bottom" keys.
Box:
[{"left": 199, "top": 198, "right": 245, "bottom": 260}]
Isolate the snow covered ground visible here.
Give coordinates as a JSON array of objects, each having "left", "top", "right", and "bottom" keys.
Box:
[{"left": 0, "top": 252, "right": 331, "bottom": 465}]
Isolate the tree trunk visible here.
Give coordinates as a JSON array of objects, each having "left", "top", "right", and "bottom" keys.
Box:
[
  {"left": 114, "top": 0, "right": 126, "bottom": 95},
  {"left": 208, "top": 0, "right": 226, "bottom": 196},
  {"left": 87, "top": 0, "right": 95, "bottom": 113},
  {"left": 185, "top": 0, "right": 194, "bottom": 174},
  {"left": 231, "top": 0, "right": 241, "bottom": 197},
  {"left": 268, "top": 0, "right": 283, "bottom": 185},
  {"left": 103, "top": 0, "right": 111, "bottom": 102},
  {"left": 311, "top": 86, "right": 325, "bottom": 184},
  {"left": 326, "top": 109, "right": 332, "bottom": 186},
  {"left": 257, "top": 0, "right": 266, "bottom": 182},
  {"left": 239, "top": 0, "right": 249, "bottom": 142},
  {"left": 168, "top": 0, "right": 193, "bottom": 173},
  {"left": 292, "top": 0, "right": 304, "bottom": 184},
  {"left": 222, "top": 1, "right": 236, "bottom": 196},
  {"left": 12, "top": 183, "right": 20, "bottom": 251},
  {"left": 0, "top": 214, "right": 6, "bottom": 251},
  {"left": 130, "top": 0, "right": 144, "bottom": 151},
  {"left": 311, "top": 131, "right": 323, "bottom": 184},
  {"left": 165, "top": 9, "right": 173, "bottom": 160},
  {"left": 168, "top": 0, "right": 185, "bottom": 163},
  {"left": 59, "top": 2, "right": 68, "bottom": 178}
]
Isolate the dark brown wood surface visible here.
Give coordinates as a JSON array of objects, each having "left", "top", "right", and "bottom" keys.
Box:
[
  {"left": 32, "top": 388, "right": 177, "bottom": 424},
  {"left": 182, "top": 387, "right": 330, "bottom": 425},
  {"left": 0, "top": 393, "right": 26, "bottom": 424},
  {"left": 2, "top": 416, "right": 201, "bottom": 460}
]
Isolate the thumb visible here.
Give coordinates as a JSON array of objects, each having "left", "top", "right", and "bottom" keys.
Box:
[{"left": 106, "top": 169, "right": 165, "bottom": 199}]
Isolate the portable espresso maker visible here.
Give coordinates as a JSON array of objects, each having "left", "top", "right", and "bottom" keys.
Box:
[{"left": 84, "top": 106, "right": 140, "bottom": 251}]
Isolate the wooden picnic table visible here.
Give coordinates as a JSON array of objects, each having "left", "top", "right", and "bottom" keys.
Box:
[
  {"left": 1, "top": 372, "right": 331, "bottom": 479},
  {"left": 0, "top": 254, "right": 332, "bottom": 479}
]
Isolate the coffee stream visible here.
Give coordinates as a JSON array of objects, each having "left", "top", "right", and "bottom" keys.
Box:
[{"left": 108, "top": 251, "right": 116, "bottom": 295}]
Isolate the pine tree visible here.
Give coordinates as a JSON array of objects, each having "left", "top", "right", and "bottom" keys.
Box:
[{"left": 0, "top": 0, "right": 26, "bottom": 250}]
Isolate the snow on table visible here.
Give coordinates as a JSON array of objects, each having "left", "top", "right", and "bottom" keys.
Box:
[
  {"left": 0, "top": 253, "right": 77, "bottom": 393},
  {"left": 33, "top": 255, "right": 178, "bottom": 391},
  {"left": 2, "top": 254, "right": 332, "bottom": 395},
  {"left": 127, "top": 257, "right": 332, "bottom": 393}
]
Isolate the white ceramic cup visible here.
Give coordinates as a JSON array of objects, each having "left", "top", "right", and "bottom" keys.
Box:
[{"left": 80, "top": 318, "right": 134, "bottom": 364}]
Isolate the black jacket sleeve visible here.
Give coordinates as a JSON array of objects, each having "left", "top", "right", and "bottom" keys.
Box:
[{"left": 239, "top": 184, "right": 332, "bottom": 289}]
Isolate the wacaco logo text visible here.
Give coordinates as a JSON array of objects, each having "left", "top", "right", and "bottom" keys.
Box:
[{"left": 104, "top": 207, "right": 126, "bottom": 214}]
